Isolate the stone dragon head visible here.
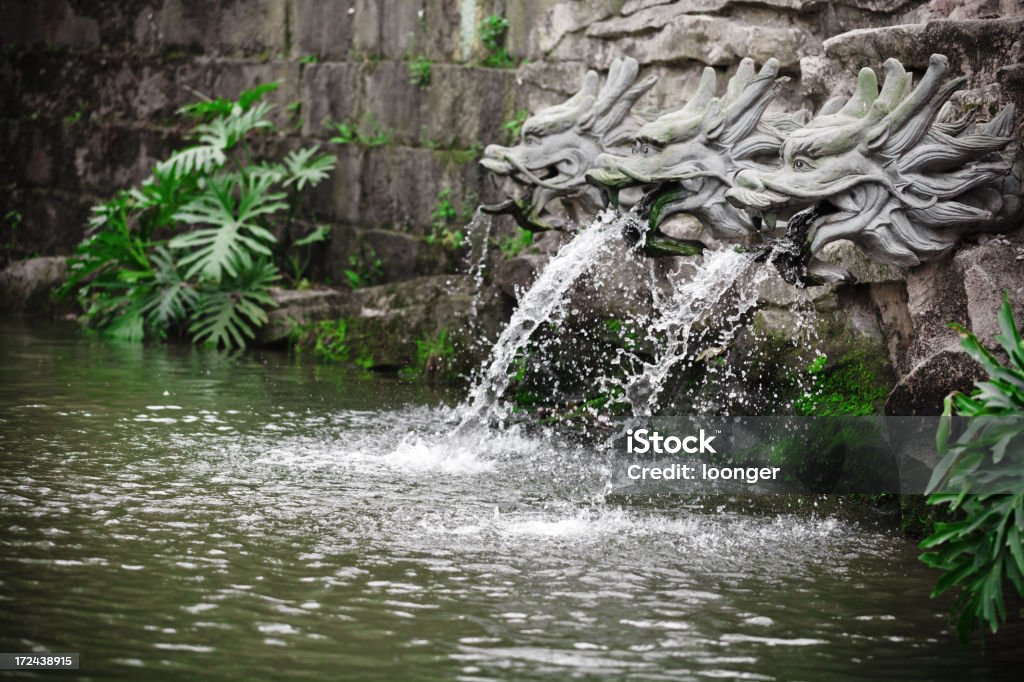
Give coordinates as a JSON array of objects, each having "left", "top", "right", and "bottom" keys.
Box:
[
  {"left": 725, "top": 54, "right": 1021, "bottom": 266},
  {"left": 479, "top": 57, "right": 657, "bottom": 233},
  {"left": 586, "top": 58, "right": 803, "bottom": 246}
]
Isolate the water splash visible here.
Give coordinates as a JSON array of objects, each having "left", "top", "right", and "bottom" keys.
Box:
[
  {"left": 456, "top": 211, "right": 626, "bottom": 428},
  {"left": 463, "top": 208, "right": 493, "bottom": 317},
  {"left": 617, "top": 248, "right": 765, "bottom": 417}
]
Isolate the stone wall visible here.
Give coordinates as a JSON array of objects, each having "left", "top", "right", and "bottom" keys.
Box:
[
  {"left": 4, "top": 0, "right": 1022, "bottom": 282},
  {"left": 2, "top": 0, "right": 1023, "bottom": 408}
]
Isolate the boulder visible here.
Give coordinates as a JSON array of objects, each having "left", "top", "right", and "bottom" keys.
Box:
[
  {"left": 885, "top": 345, "right": 984, "bottom": 415},
  {"left": 818, "top": 240, "right": 909, "bottom": 284},
  {"left": 256, "top": 287, "right": 353, "bottom": 346},
  {"left": 884, "top": 235, "right": 1024, "bottom": 414},
  {"left": 345, "top": 274, "right": 512, "bottom": 377},
  {"left": 0, "top": 256, "right": 68, "bottom": 314},
  {"left": 955, "top": 236, "right": 1024, "bottom": 349},
  {"left": 562, "top": 10, "right": 818, "bottom": 69},
  {"left": 494, "top": 253, "right": 548, "bottom": 299},
  {"left": 357, "top": 228, "right": 446, "bottom": 284}
]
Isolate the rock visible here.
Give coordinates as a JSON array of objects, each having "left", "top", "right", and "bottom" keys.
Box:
[
  {"left": 0, "top": 256, "right": 68, "bottom": 314},
  {"left": 756, "top": 270, "right": 836, "bottom": 309},
  {"left": 569, "top": 11, "right": 818, "bottom": 69},
  {"left": 904, "top": 257, "right": 971, "bottom": 368},
  {"left": 350, "top": 0, "right": 425, "bottom": 61},
  {"left": 621, "top": 0, "right": 914, "bottom": 12},
  {"left": 292, "top": 0, "right": 357, "bottom": 62},
  {"left": 0, "top": 0, "right": 99, "bottom": 49},
  {"left": 870, "top": 281, "right": 915, "bottom": 374},
  {"left": 818, "top": 240, "right": 909, "bottom": 284},
  {"left": 345, "top": 274, "right": 512, "bottom": 377},
  {"left": 494, "top": 254, "right": 548, "bottom": 300},
  {"left": 821, "top": 18, "right": 1024, "bottom": 79},
  {"left": 955, "top": 236, "right": 1024, "bottom": 348},
  {"left": 885, "top": 345, "right": 984, "bottom": 415},
  {"left": 256, "top": 286, "right": 353, "bottom": 346},
  {"left": 356, "top": 228, "right": 451, "bottom": 284},
  {"left": 882, "top": 236, "right": 1024, "bottom": 413},
  {"left": 301, "top": 62, "right": 365, "bottom": 137},
  {"left": 523, "top": 1, "right": 618, "bottom": 57}
]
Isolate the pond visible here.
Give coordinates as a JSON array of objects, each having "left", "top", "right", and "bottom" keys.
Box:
[{"left": 2, "top": 320, "right": 1022, "bottom": 681}]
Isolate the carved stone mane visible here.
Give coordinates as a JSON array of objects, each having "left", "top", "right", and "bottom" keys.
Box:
[
  {"left": 587, "top": 57, "right": 803, "bottom": 245},
  {"left": 727, "top": 54, "right": 1021, "bottom": 266},
  {"left": 479, "top": 57, "right": 656, "bottom": 232}
]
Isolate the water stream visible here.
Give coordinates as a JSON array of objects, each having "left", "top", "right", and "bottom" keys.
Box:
[
  {"left": 618, "top": 249, "right": 761, "bottom": 416},
  {"left": 457, "top": 210, "right": 625, "bottom": 428},
  {"left": 3, "top": 321, "right": 1024, "bottom": 680}
]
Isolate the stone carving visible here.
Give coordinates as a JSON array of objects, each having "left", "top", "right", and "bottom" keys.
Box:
[
  {"left": 726, "top": 54, "right": 1021, "bottom": 268},
  {"left": 479, "top": 57, "right": 656, "bottom": 233},
  {"left": 586, "top": 57, "right": 804, "bottom": 256}
]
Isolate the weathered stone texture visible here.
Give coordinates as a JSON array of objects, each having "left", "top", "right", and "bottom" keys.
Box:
[
  {"left": 0, "top": 256, "right": 69, "bottom": 314},
  {"left": 2, "top": 0, "right": 1023, "bottom": 403}
]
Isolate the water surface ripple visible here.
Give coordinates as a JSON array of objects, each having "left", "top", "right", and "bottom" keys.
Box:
[{"left": 1, "top": 321, "right": 1022, "bottom": 681}]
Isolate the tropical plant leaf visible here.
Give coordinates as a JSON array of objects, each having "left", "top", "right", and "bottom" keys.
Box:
[
  {"left": 179, "top": 82, "right": 280, "bottom": 119},
  {"left": 238, "top": 82, "right": 280, "bottom": 111},
  {"left": 142, "top": 247, "right": 199, "bottom": 329},
  {"left": 156, "top": 144, "right": 227, "bottom": 179},
  {"left": 103, "top": 295, "right": 147, "bottom": 342},
  {"left": 922, "top": 290, "right": 1024, "bottom": 642},
  {"left": 282, "top": 146, "right": 337, "bottom": 191},
  {"left": 171, "top": 174, "right": 286, "bottom": 282},
  {"left": 190, "top": 258, "right": 279, "bottom": 349},
  {"left": 60, "top": 81, "right": 323, "bottom": 350},
  {"left": 294, "top": 224, "right": 332, "bottom": 247}
]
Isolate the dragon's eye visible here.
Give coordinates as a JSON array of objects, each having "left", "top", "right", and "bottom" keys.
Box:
[
  {"left": 642, "top": 145, "right": 650, "bottom": 154},
  {"left": 792, "top": 156, "right": 814, "bottom": 171},
  {"left": 525, "top": 135, "right": 540, "bottom": 146}
]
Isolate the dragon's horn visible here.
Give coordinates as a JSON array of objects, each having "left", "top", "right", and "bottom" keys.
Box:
[
  {"left": 525, "top": 70, "right": 599, "bottom": 135},
  {"left": 874, "top": 54, "right": 963, "bottom": 156},
  {"left": 875, "top": 59, "right": 910, "bottom": 112},
  {"left": 714, "top": 58, "right": 782, "bottom": 145},
  {"left": 818, "top": 96, "right": 847, "bottom": 116},
  {"left": 584, "top": 57, "right": 658, "bottom": 134},
  {"left": 837, "top": 67, "right": 879, "bottom": 119},
  {"left": 681, "top": 67, "right": 718, "bottom": 116},
  {"left": 724, "top": 58, "right": 757, "bottom": 104},
  {"left": 702, "top": 60, "right": 757, "bottom": 138},
  {"left": 982, "top": 103, "right": 1015, "bottom": 137}
]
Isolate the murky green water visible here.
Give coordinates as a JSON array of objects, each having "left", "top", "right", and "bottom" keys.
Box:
[{"left": 2, "top": 320, "right": 1023, "bottom": 681}]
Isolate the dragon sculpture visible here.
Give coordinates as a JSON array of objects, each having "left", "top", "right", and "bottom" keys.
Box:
[
  {"left": 479, "top": 57, "right": 657, "bottom": 233},
  {"left": 585, "top": 57, "right": 807, "bottom": 257},
  {"left": 725, "top": 53, "right": 1022, "bottom": 268}
]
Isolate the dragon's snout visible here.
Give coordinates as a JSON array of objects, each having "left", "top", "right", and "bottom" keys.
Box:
[
  {"left": 585, "top": 153, "right": 630, "bottom": 187},
  {"left": 480, "top": 144, "right": 514, "bottom": 174},
  {"left": 725, "top": 169, "right": 787, "bottom": 211}
]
